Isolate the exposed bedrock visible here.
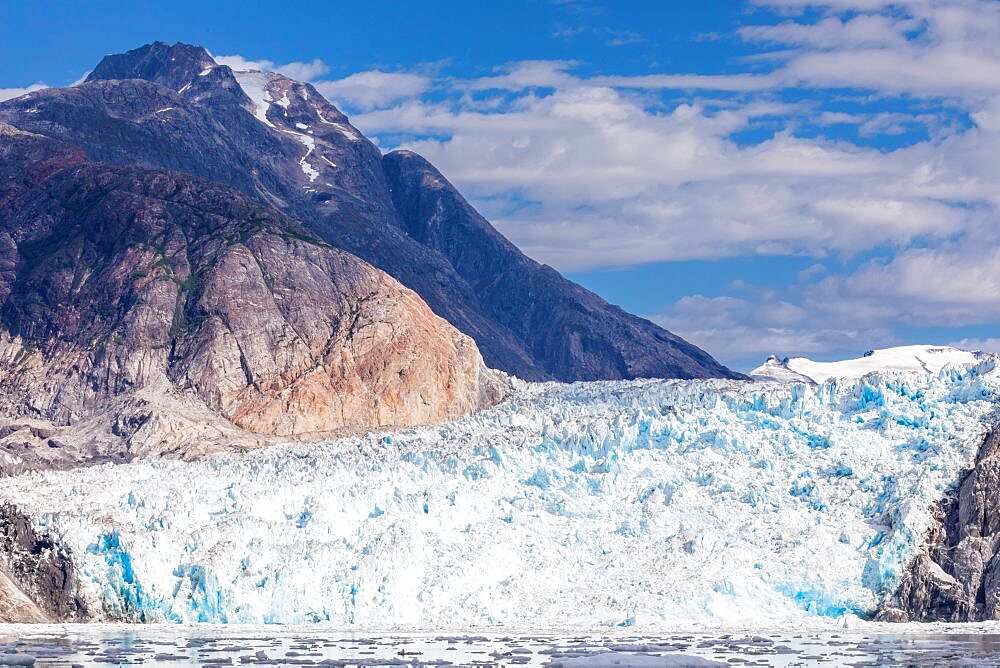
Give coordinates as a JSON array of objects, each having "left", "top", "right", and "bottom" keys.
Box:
[
  {"left": 878, "top": 421, "right": 1000, "bottom": 622},
  {"left": 0, "top": 123, "right": 510, "bottom": 469},
  {"left": 0, "top": 41, "right": 740, "bottom": 383},
  {"left": 0, "top": 503, "right": 88, "bottom": 622}
]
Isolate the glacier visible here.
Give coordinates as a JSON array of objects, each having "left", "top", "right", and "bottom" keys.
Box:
[{"left": 2, "top": 358, "right": 998, "bottom": 628}]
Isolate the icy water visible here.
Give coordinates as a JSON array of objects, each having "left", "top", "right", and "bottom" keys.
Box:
[{"left": 4, "top": 626, "right": 1000, "bottom": 666}]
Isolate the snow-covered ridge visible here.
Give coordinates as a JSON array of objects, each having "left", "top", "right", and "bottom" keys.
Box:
[
  {"left": 3, "top": 360, "right": 998, "bottom": 628},
  {"left": 752, "top": 345, "right": 985, "bottom": 384}
]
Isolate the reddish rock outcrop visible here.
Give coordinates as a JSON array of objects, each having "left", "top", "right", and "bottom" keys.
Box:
[{"left": 0, "top": 124, "right": 509, "bottom": 468}]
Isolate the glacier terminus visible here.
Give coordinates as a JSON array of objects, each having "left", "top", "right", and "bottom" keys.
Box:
[{"left": 1, "top": 347, "right": 996, "bottom": 628}]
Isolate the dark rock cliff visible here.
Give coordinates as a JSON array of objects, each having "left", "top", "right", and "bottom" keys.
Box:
[
  {"left": 0, "top": 503, "right": 87, "bottom": 622},
  {"left": 0, "top": 41, "right": 739, "bottom": 382},
  {"left": 878, "top": 423, "right": 1000, "bottom": 622},
  {"left": 383, "top": 151, "right": 735, "bottom": 380}
]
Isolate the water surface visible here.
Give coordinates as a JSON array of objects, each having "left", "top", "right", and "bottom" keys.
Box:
[{"left": 3, "top": 625, "right": 1000, "bottom": 666}]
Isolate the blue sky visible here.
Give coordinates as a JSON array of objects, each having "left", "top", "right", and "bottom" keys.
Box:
[{"left": 2, "top": 0, "right": 999, "bottom": 371}]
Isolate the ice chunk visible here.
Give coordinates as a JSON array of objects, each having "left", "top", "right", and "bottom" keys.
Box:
[{"left": 550, "top": 653, "right": 724, "bottom": 667}]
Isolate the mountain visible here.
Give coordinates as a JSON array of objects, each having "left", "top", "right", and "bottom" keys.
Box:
[
  {"left": 0, "top": 41, "right": 738, "bottom": 382},
  {"left": 0, "top": 123, "right": 507, "bottom": 472},
  {"left": 0, "top": 355, "right": 995, "bottom": 624},
  {"left": 750, "top": 345, "right": 983, "bottom": 384}
]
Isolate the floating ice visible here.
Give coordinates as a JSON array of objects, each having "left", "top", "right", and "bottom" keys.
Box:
[{"left": 4, "top": 359, "right": 997, "bottom": 628}]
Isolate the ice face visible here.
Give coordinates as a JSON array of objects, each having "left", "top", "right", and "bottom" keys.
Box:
[{"left": 4, "top": 361, "right": 998, "bottom": 628}]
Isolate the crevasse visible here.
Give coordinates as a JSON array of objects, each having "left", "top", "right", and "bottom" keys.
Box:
[{"left": 4, "top": 360, "right": 998, "bottom": 628}]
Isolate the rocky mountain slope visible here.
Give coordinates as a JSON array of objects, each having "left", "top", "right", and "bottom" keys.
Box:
[
  {"left": 878, "top": 423, "right": 1000, "bottom": 622},
  {"left": 0, "top": 41, "right": 737, "bottom": 382},
  {"left": 0, "top": 123, "right": 507, "bottom": 471}
]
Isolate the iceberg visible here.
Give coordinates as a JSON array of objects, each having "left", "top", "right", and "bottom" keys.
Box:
[{"left": 2, "top": 356, "right": 998, "bottom": 628}]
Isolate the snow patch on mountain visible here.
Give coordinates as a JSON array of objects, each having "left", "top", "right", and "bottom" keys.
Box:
[
  {"left": 316, "top": 108, "right": 362, "bottom": 142},
  {"left": 231, "top": 71, "right": 323, "bottom": 181},
  {"left": 752, "top": 345, "right": 984, "bottom": 384},
  {"left": 750, "top": 356, "right": 816, "bottom": 384},
  {"left": 232, "top": 71, "right": 276, "bottom": 129},
  {"left": 2, "top": 361, "right": 997, "bottom": 627},
  {"left": 285, "top": 130, "right": 319, "bottom": 182}
]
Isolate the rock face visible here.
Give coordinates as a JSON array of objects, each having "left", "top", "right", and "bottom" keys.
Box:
[
  {"left": 0, "top": 503, "right": 87, "bottom": 622},
  {"left": 0, "top": 41, "right": 739, "bottom": 382},
  {"left": 0, "top": 123, "right": 507, "bottom": 468},
  {"left": 878, "top": 424, "right": 1000, "bottom": 622},
  {"left": 382, "top": 151, "right": 733, "bottom": 381}
]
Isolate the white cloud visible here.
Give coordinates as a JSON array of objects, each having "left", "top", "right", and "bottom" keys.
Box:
[
  {"left": 739, "top": 14, "right": 915, "bottom": 49},
  {"left": 313, "top": 71, "right": 432, "bottom": 111},
  {"left": 276, "top": 59, "right": 331, "bottom": 82},
  {"left": 326, "top": 0, "right": 1000, "bottom": 367},
  {"left": 214, "top": 54, "right": 330, "bottom": 81},
  {"left": 353, "top": 81, "right": 989, "bottom": 270},
  {"left": 467, "top": 61, "right": 579, "bottom": 91},
  {"left": 652, "top": 238, "right": 1000, "bottom": 369},
  {"left": 949, "top": 338, "right": 1000, "bottom": 354},
  {"left": 213, "top": 53, "right": 429, "bottom": 111},
  {"left": 649, "top": 293, "right": 896, "bottom": 369},
  {"left": 748, "top": 1, "right": 1000, "bottom": 100},
  {"left": 806, "top": 246, "right": 1000, "bottom": 325},
  {"left": 0, "top": 83, "right": 47, "bottom": 103}
]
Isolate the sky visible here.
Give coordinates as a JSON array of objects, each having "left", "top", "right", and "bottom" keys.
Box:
[{"left": 1, "top": 0, "right": 999, "bottom": 371}]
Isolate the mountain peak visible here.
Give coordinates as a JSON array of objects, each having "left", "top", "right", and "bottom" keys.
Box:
[
  {"left": 86, "top": 41, "right": 216, "bottom": 90},
  {"left": 1, "top": 41, "right": 740, "bottom": 383}
]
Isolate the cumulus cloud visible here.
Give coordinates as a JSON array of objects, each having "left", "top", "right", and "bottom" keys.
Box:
[
  {"left": 950, "top": 338, "right": 1000, "bottom": 354},
  {"left": 650, "top": 293, "right": 896, "bottom": 369},
  {"left": 355, "top": 82, "right": 987, "bottom": 269},
  {"left": 467, "top": 61, "right": 579, "bottom": 91},
  {"left": 0, "top": 83, "right": 47, "bottom": 103},
  {"left": 333, "top": 0, "right": 1000, "bottom": 364},
  {"left": 806, "top": 246, "right": 1000, "bottom": 325},
  {"left": 7, "top": 1, "right": 985, "bottom": 365},
  {"left": 213, "top": 53, "right": 431, "bottom": 111},
  {"left": 313, "top": 71, "right": 432, "bottom": 111},
  {"left": 749, "top": 0, "right": 1000, "bottom": 100},
  {"left": 214, "top": 54, "right": 330, "bottom": 81}
]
